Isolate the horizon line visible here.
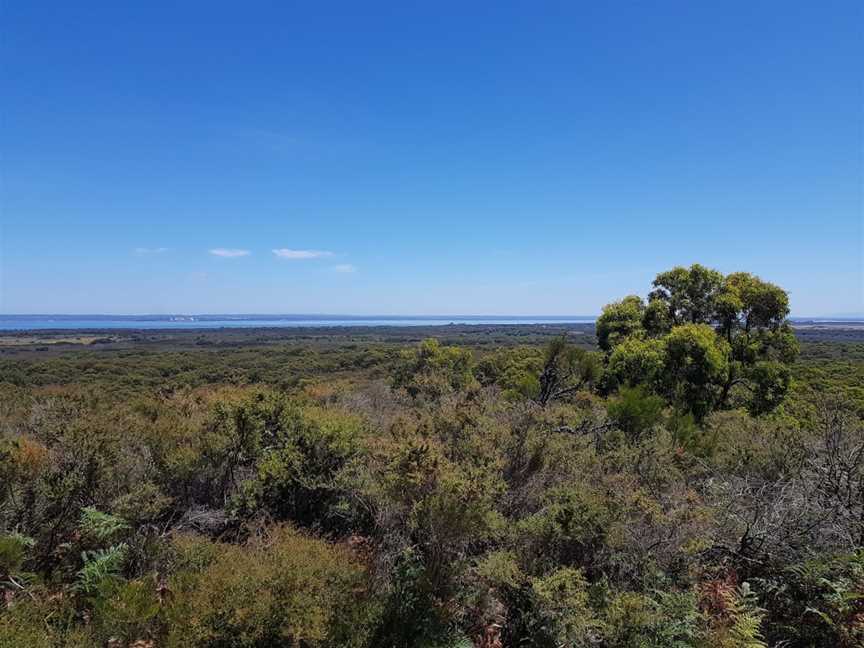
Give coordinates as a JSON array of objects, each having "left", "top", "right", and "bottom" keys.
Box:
[{"left": 2, "top": 313, "right": 863, "bottom": 321}]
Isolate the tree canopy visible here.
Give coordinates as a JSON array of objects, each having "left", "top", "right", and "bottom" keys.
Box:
[{"left": 596, "top": 264, "right": 798, "bottom": 419}]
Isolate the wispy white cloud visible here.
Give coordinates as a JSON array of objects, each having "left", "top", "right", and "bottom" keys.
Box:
[
  {"left": 209, "top": 248, "right": 251, "bottom": 258},
  {"left": 272, "top": 248, "right": 333, "bottom": 259},
  {"left": 332, "top": 264, "right": 356, "bottom": 273},
  {"left": 134, "top": 247, "right": 168, "bottom": 255}
]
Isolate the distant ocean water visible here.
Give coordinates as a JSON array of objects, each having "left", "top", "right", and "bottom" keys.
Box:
[
  {"left": 0, "top": 315, "right": 597, "bottom": 331},
  {"left": 2, "top": 315, "right": 859, "bottom": 332}
]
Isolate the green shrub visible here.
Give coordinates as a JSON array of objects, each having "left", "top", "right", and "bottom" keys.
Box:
[
  {"left": 606, "top": 385, "right": 666, "bottom": 442},
  {"left": 89, "top": 577, "right": 163, "bottom": 644},
  {"left": 165, "top": 525, "right": 379, "bottom": 647},
  {"left": 0, "top": 532, "right": 34, "bottom": 577},
  {"left": 530, "top": 568, "right": 602, "bottom": 646},
  {"left": 518, "top": 486, "right": 611, "bottom": 574},
  {"left": 0, "top": 590, "right": 92, "bottom": 648},
  {"left": 233, "top": 403, "right": 368, "bottom": 533},
  {"left": 392, "top": 338, "right": 477, "bottom": 400},
  {"left": 601, "top": 590, "right": 701, "bottom": 648}
]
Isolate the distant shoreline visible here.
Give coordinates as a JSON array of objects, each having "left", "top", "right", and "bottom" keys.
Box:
[
  {"left": 0, "top": 314, "right": 861, "bottom": 333},
  {"left": 0, "top": 314, "right": 596, "bottom": 322},
  {"left": 0, "top": 315, "right": 596, "bottom": 332}
]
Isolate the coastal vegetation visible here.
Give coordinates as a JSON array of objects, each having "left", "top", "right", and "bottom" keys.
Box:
[{"left": 1, "top": 266, "right": 862, "bottom": 647}]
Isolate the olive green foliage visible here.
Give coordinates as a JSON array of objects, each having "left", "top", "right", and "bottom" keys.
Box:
[
  {"left": 606, "top": 386, "right": 666, "bottom": 442},
  {"left": 232, "top": 399, "right": 368, "bottom": 533},
  {"left": 528, "top": 568, "right": 601, "bottom": 645},
  {"left": 392, "top": 338, "right": 477, "bottom": 400},
  {"left": 0, "top": 533, "right": 33, "bottom": 576},
  {"left": 474, "top": 346, "right": 545, "bottom": 400},
  {"left": 1, "top": 280, "right": 862, "bottom": 648},
  {"left": 166, "top": 526, "right": 377, "bottom": 647}
]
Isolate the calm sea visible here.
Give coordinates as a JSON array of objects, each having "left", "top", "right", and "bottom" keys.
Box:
[{"left": 0, "top": 316, "right": 596, "bottom": 331}]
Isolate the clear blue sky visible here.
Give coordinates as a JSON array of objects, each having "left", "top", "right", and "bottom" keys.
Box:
[{"left": 2, "top": 1, "right": 861, "bottom": 316}]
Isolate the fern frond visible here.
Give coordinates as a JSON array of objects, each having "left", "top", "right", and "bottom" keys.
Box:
[{"left": 76, "top": 542, "right": 128, "bottom": 594}]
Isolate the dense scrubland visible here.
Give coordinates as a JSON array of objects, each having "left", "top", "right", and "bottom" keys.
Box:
[{"left": 1, "top": 266, "right": 863, "bottom": 647}]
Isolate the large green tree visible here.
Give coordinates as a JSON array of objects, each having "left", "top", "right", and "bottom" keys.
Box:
[{"left": 596, "top": 264, "right": 798, "bottom": 419}]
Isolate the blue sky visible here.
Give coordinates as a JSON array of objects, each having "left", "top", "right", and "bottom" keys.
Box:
[{"left": 1, "top": 1, "right": 861, "bottom": 316}]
